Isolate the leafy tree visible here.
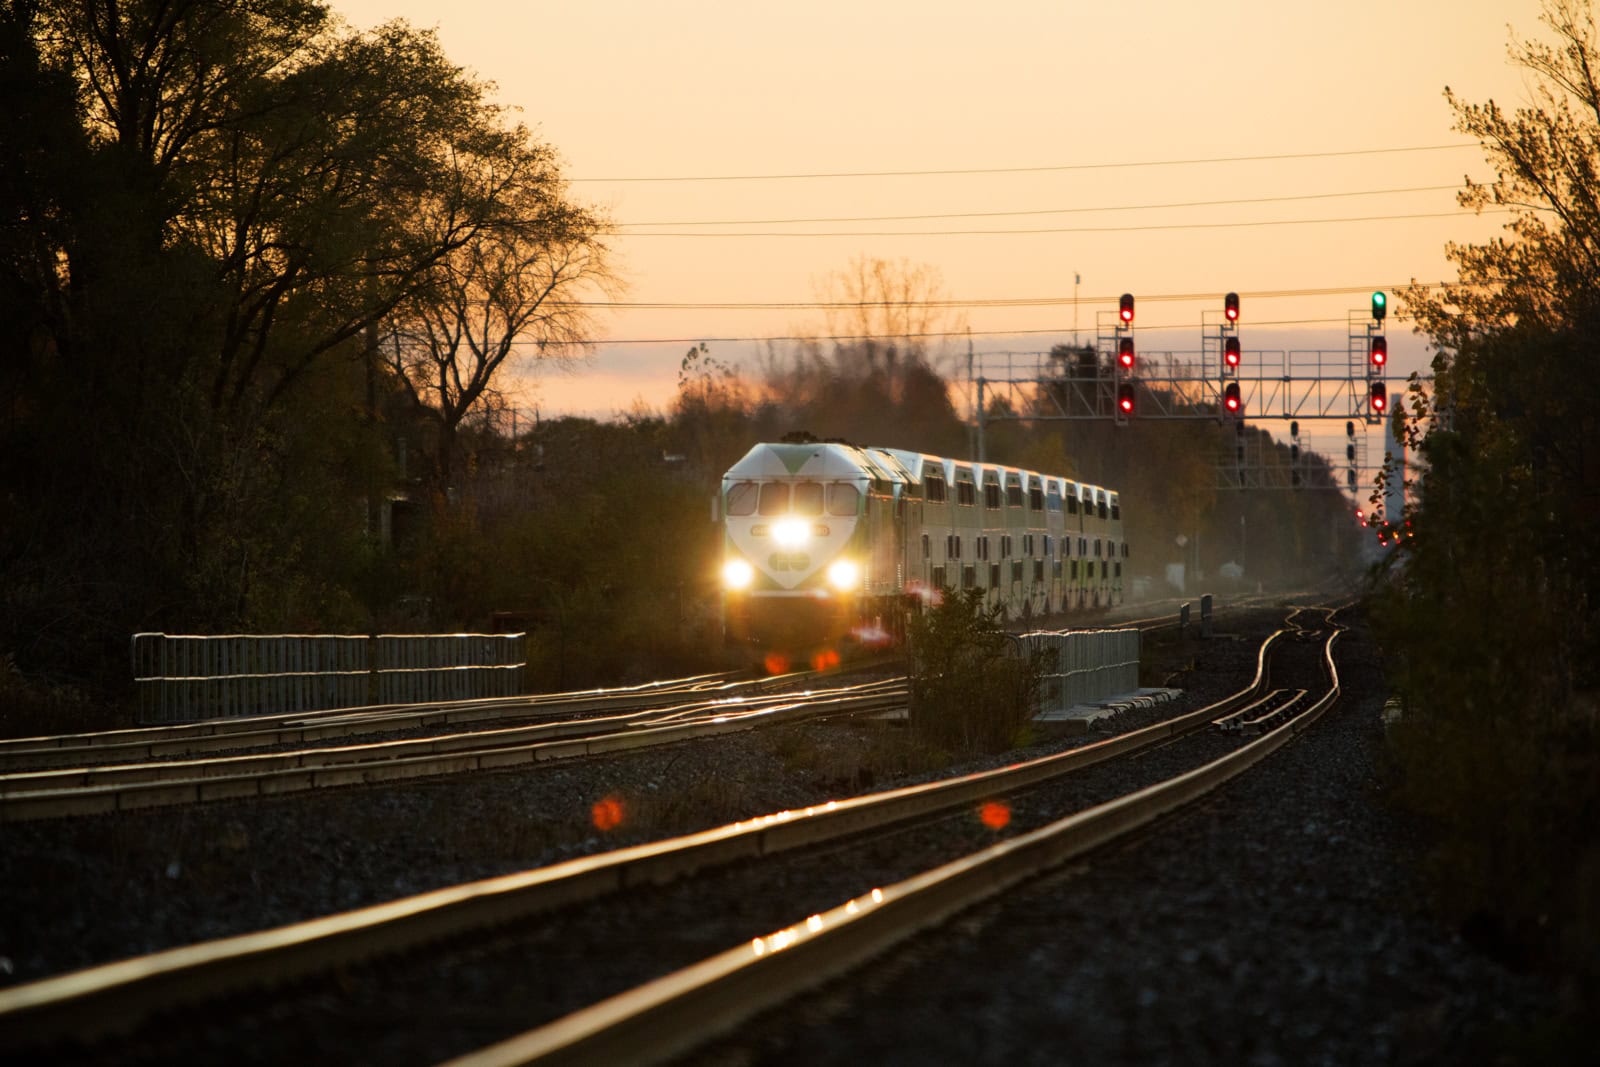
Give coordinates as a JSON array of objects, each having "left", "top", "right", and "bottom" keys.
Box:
[
  {"left": 1388, "top": 0, "right": 1600, "bottom": 998},
  {"left": 384, "top": 163, "right": 614, "bottom": 493},
  {"left": 1, "top": 1, "right": 584, "bottom": 685}
]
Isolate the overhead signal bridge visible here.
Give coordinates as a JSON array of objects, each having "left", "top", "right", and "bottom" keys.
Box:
[{"left": 969, "top": 293, "right": 1409, "bottom": 491}]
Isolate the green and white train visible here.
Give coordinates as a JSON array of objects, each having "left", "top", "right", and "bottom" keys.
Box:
[{"left": 719, "top": 433, "right": 1127, "bottom": 667}]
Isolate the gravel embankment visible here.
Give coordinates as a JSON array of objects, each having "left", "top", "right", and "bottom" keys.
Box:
[
  {"left": 0, "top": 605, "right": 1566, "bottom": 1066},
  {"left": 690, "top": 611, "right": 1561, "bottom": 1066}
]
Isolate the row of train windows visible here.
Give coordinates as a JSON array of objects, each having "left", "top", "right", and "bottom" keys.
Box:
[
  {"left": 930, "top": 535, "right": 1129, "bottom": 561},
  {"left": 929, "top": 561, "right": 1122, "bottom": 589},
  {"left": 922, "top": 474, "right": 1116, "bottom": 519},
  {"left": 726, "top": 480, "right": 860, "bottom": 517}
]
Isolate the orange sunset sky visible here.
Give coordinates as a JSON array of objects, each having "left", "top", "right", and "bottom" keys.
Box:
[{"left": 333, "top": 1, "right": 1551, "bottom": 419}]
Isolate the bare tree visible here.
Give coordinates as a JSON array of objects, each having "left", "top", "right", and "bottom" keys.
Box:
[{"left": 385, "top": 156, "right": 615, "bottom": 492}]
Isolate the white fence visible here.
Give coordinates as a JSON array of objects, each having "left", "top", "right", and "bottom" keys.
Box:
[
  {"left": 1015, "top": 627, "right": 1141, "bottom": 712},
  {"left": 131, "top": 632, "right": 527, "bottom": 723}
]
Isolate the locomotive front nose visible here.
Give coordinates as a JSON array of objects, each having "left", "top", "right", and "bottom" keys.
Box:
[{"left": 771, "top": 516, "right": 810, "bottom": 547}]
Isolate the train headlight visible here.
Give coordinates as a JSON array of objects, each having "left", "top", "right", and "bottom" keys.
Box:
[
  {"left": 772, "top": 517, "right": 809, "bottom": 547},
  {"left": 826, "top": 559, "right": 860, "bottom": 591},
  {"left": 723, "top": 559, "right": 755, "bottom": 590}
]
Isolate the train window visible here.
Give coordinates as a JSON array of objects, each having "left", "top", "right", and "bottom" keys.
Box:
[
  {"left": 792, "top": 481, "right": 824, "bottom": 516},
  {"left": 758, "top": 483, "right": 789, "bottom": 516},
  {"left": 932, "top": 565, "right": 947, "bottom": 588},
  {"left": 1111, "top": 500, "right": 1121, "bottom": 520},
  {"left": 726, "top": 482, "right": 758, "bottom": 516},
  {"left": 1099, "top": 501, "right": 1108, "bottom": 519},
  {"left": 1079, "top": 537, "right": 1087, "bottom": 556},
  {"left": 957, "top": 481, "right": 975, "bottom": 506},
  {"left": 1068, "top": 493, "right": 1079, "bottom": 515},
  {"left": 921, "top": 534, "right": 931, "bottom": 559},
  {"left": 1095, "top": 539, "right": 1102, "bottom": 557},
  {"left": 1052, "top": 559, "right": 1062, "bottom": 580},
  {"left": 826, "top": 482, "right": 859, "bottom": 516},
  {"left": 962, "top": 565, "right": 976, "bottom": 590},
  {"left": 1115, "top": 562, "right": 1122, "bottom": 577},
  {"left": 925, "top": 474, "right": 947, "bottom": 502},
  {"left": 1029, "top": 485, "right": 1044, "bottom": 511},
  {"left": 1006, "top": 483, "right": 1023, "bottom": 508},
  {"left": 985, "top": 483, "right": 1001, "bottom": 509},
  {"left": 1124, "top": 544, "right": 1130, "bottom": 558},
  {"left": 1033, "top": 560, "right": 1044, "bottom": 583},
  {"left": 1071, "top": 560, "right": 1079, "bottom": 580},
  {"left": 990, "top": 564, "right": 1002, "bottom": 587}
]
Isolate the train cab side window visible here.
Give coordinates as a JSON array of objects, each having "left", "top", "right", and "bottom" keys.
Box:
[
  {"left": 727, "top": 482, "right": 758, "bottom": 516},
  {"left": 792, "top": 481, "right": 824, "bottom": 516},
  {"left": 925, "top": 475, "right": 947, "bottom": 502},
  {"left": 826, "top": 483, "right": 860, "bottom": 516},
  {"left": 758, "top": 483, "right": 789, "bottom": 515}
]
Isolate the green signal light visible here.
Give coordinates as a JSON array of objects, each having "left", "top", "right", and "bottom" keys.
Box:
[{"left": 1371, "top": 291, "right": 1387, "bottom": 321}]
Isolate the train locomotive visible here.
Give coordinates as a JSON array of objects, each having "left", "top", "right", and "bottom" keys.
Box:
[{"left": 719, "top": 434, "right": 1127, "bottom": 668}]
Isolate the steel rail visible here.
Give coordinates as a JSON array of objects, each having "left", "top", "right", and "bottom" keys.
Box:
[
  {"left": 0, "top": 627, "right": 1289, "bottom": 1049},
  {"left": 0, "top": 686, "right": 908, "bottom": 822},
  {"left": 0, "top": 679, "right": 906, "bottom": 796},
  {"left": 0, "top": 672, "right": 777, "bottom": 770},
  {"left": 448, "top": 623, "right": 1344, "bottom": 1067}
]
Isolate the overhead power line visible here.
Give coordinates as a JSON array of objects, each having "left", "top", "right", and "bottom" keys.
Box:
[
  {"left": 605, "top": 208, "right": 1510, "bottom": 238},
  {"left": 572, "top": 143, "right": 1480, "bottom": 183},
  {"left": 562, "top": 285, "right": 1421, "bottom": 312},
  {"left": 617, "top": 184, "right": 1476, "bottom": 228}
]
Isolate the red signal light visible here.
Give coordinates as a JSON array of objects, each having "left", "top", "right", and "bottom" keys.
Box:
[
  {"left": 1117, "top": 383, "right": 1135, "bottom": 416},
  {"left": 1370, "top": 382, "right": 1387, "bottom": 413},
  {"left": 1224, "top": 291, "right": 1239, "bottom": 322},
  {"left": 1224, "top": 336, "right": 1241, "bottom": 368},
  {"left": 1370, "top": 336, "right": 1387, "bottom": 367},
  {"left": 1119, "top": 293, "right": 1134, "bottom": 324},
  {"left": 1118, "top": 336, "right": 1135, "bottom": 370},
  {"left": 1223, "top": 382, "right": 1241, "bottom": 414}
]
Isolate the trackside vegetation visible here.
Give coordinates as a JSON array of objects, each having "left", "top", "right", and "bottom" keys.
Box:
[
  {"left": 907, "top": 589, "right": 1047, "bottom": 755},
  {"left": 1381, "top": 0, "right": 1599, "bottom": 1030}
]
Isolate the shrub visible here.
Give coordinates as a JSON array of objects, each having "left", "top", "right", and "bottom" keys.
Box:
[{"left": 907, "top": 589, "right": 1045, "bottom": 755}]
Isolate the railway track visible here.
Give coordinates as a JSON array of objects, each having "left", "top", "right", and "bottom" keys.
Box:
[
  {"left": 0, "top": 676, "right": 908, "bottom": 821},
  {"left": 0, "top": 605, "right": 1343, "bottom": 1064}
]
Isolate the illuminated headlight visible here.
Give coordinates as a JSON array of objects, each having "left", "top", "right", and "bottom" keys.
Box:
[
  {"left": 723, "top": 559, "right": 754, "bottom": 590},
  {"left": 826, "top": 559, "right": 860, "bottom": 591},
  {"left": 772, "top": 517, "right": 809, "bottom": 547}
]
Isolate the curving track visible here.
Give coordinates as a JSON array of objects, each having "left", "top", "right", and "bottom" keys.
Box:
[{"left": 0, "top": 605, "right": 1344, "bottom": 1064}]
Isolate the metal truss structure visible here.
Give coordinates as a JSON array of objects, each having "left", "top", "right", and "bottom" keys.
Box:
[{"left": 968, "top": 305, "right": 1410, "bottom": 493}]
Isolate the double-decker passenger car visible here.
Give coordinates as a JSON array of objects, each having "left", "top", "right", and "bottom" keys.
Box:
[{"left": 719, "top": 434, "right": 1127, "bottom": 666}]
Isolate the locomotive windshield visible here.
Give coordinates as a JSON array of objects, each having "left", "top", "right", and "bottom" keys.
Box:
[
  {"left": 726, "top": 481, "right": 758, "bottom": 515},
  {"left": 792, "top": 481, "right": 824, "bottom": 515},
  {"left": 827, "top": 483, "right": 859, "bottom": 516},
  {"left": 758, "top": 483, "right": 789, "bottom": 515}
]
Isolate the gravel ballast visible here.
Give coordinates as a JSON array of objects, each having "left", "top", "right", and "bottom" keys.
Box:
[{"left": 0, "top": 605, "right": 1567, "bottom": 1064}]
